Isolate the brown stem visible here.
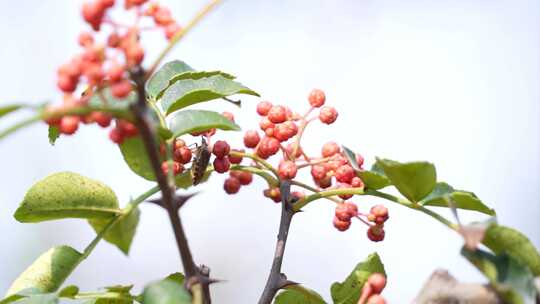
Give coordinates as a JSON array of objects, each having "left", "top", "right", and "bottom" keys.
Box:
[
  {"left": 129, "top": 67, "right": 210, "bottom": 303},
  {"left": 258, "top": 180, "right": 296, "bottom": 304}
]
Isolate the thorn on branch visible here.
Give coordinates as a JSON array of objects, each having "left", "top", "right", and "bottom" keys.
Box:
[{"left": 146, "top": 192, "right": 199, "bottom": 210}]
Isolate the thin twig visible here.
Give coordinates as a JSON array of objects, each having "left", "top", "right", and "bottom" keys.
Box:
[
  {"left": 129, "top": 67, "right": 211, "bottom": 303},
  {"left": 258, "top": 180, "right": 296, "bottom": 304}
]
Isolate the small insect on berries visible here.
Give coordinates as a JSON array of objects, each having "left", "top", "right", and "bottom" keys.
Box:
[{"left": 191, "top": 138, "right": 211, "bottom": 185}]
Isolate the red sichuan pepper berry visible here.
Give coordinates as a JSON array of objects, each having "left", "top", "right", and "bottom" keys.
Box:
[
  {"left": 333, "top": 217, "right": 351, "bottom": 231},
  {"left": 367, "top": 225, "right": 385, "bottom": 242},
  {"left": 335, "top": 164, "right": 355, "bottom": 183},
  {"left": 161, "top": 161, "right": 183, "bottom": 176},
  {"left": 368, "top": 205, "right": 389, "bottom": 224},
  {"left": 243, "top": 130, "right": 260, "bottom": 148},
  {"left": 109, "top": 127, "right": 124, "bottom": 144},
  {"left": 59, "top": 116, "right": 80, "bottom": 135},
  {"left": 308, "top": 89, "right": 326, "bottom": 108},
  {"left": 267, "top": 105, "right": 287, "bottom": 123},
  {"left": 213, "top": 157, "right": 231, "bottom": 174},
  {"left": 319, "top": 106, "right": 338, "bottom": 124},
  {"left": 256, "top": 101, "right": 272, "bottom": 116},
  {"left": 322, "top": 141, "right": 340, "bottom": 157},
  {"left": 278, "top": 160, "right": 297, "bottom": 180},
  {"left": 224, "top": 177, "right": 241, "bottom": 194},
  {"left": 367, "top": 273, "right": 387, "bottom": 294},
  {"left": 174, "top": 147, "right": 192, "bottom": 164},
  {"left": 212, "top": 140, "right": 230, "bottom": 159}
]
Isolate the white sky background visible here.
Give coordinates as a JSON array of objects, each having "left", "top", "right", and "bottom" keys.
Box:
[{"left": 0, "top": 0, "right": 539, "bottom": 303}]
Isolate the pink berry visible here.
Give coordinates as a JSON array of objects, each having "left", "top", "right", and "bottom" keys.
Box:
[
  {"left": 335, "top": 204, "right": 352, "bottom": 221},
  {"left": 224, "top": 177, "right": 241, "bottom": 194},
  {"left": 78, "top": 32, "right": 94, "bottom": 47},
  {"left": 268, "top": 105, "right": 287, "bottom": 123},
  {"left": 212, "top": 140, "right": 231, "bottom": 159},
  {"left": 107, "top": 64, "right": 125, "bottom": 83},
  {"left": 256, "top": 101, "right": 273, "bottom": 116},
  {"left": 57, "top": 75, "right": 77, "bottom": 93},
  {"left": 165, "top": 23, "right": 182, "bottom": 40},
  {"left": 109, "top": 127, "right": 124, "bottom": 144},
  {"left": 319, "top": 106, "right": 338, "bottom": 124},
  {"left": 311, "top": 164, "right": 327, "bottom": 180},
  {"left": 335, "top": 164, "right": 355, "bottom": 183},
  {"left": 222, "top": 111, "right": 235, "bottom": 122},
  {"left": 308, "top": 89, "right": 326, "bottom": 108},
  {"left": 117, "top": 120, "right": 138, "bottom": 137},
  {"left": 322, "top": 142, "right": 340, "bottom": 157},
  {"left": 174, "top": 146, "right": 192, "bottom": 164},
  {"left": 351, "top": 176, "right": 364, "bottom": 188},
  {"left": 91, "top": 112, "right": 112, "bottom": 127},
  {"left": 243, "top": 130, "right": 260, "bottom": 148},
  {"left": 337, "top": 183, "right": 353, "bottom": 199},
  {"left": 278, "top": 160, "right": 297, "bottom": 180},
  {"left": 111, "top": 80, "right": 132, "bottom": 98},
  {"left": 59, "top": 116, "right": 80, "bottom": 135},
  {"left": 213, "top": 157, "right": 231, "bottom": 173},
  {"left": 367, "top": 273, "right": 387, "bottom": 294},
  {"left": 367, "top": 225, "right": 385, "bottom": 242},
  {"left": 333, "top": 217, "right": 351, "bottom": 231}
]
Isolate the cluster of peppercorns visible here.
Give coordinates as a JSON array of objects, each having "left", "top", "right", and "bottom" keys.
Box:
[
  {"left": 220, "top": 89, "right": 390, "bottom": 242},
  {"left": 358, "top": 273, "right": 387, "bottom": 304},
  {"left": 48, "top": 0, "right": 181, "bottom": 141}
]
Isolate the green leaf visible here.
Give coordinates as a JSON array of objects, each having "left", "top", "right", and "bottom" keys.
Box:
[
  {"left": 169, "top": 110, "right": 240, "bottom": 138},
  {"left": 175, "top": 167, "right": 212, "bottom": 189},
  {"left": 146, "top": 60, "right": 194, "bottom": 101},
  {"left": 161, "top": 75, "right": 259, "bottom": 115},
  {"left": 169, "top": 70, "right": 235, "bottom": 84},
  {"left": 0, "top": 289, "right": 41, "bottom": 304},
  {"left": 16, "top": 293, "right": 58, "bottom": 304},
  {"left": 0, "top": 104, "right": 24, "bottom": 118},
  {"left": 83, "top": 285, "right": 134, "bottom": 304},
  {"left": 358, "top": 163, "right": 391, "bottom": 190},
  {"left": 462, "top": 247, "right": 537, "bottom": 304},
  {"left": 88, "top": 207, "right": 140, "bottom": 255},
  {"left": 341, "top": 146, "right": 361, "bottom": 171},
  {"left": 141, "top": 280, "right": 191, "bottom": 304},
  {"left": 483, "top": 224, "right": 540, "bottom": 276},
  {"left": 119, "top": 137, "right": 159, "bottom": 181},
  {"left": 6, "top": 246, "right": 82, "bottom": 296},
  {"left": 420, "top": 182, "right": 495, "bottom": 215},
  {"left": 14, "top": 172, "right": 121, "bottom": 223},
  {"left": 58, "top": 286, "right": 79, "bottom": 298},
  {"left": 163, "top": 273, "right": 185, "bottom": 285},
  {"left": 330, "top": 253, "right": 386, "bottom": 304},
  {"left": 376, "top": 158, "right": 436, "bottom": 202},
  {"left": 48, "top": 126, "right": 60, "bottom": 146},
  {"left": 274, "top": 285, "right": 326, "bottom": 304}
]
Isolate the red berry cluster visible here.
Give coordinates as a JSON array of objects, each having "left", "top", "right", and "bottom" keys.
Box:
[
  {"left": 359, "top": 273, "right": 387, "bottom": 304},
  {"left": 48, "top": 0, "right": 181, "bottom": 142}
]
